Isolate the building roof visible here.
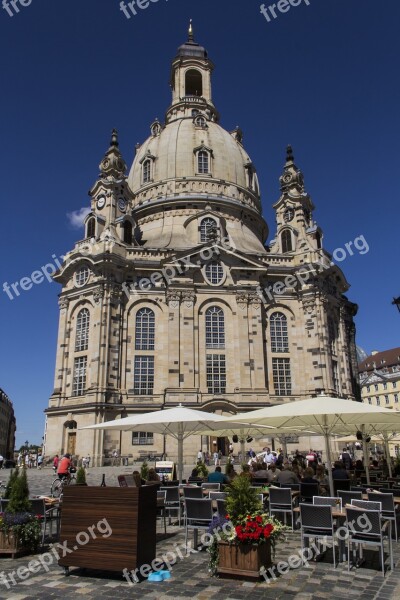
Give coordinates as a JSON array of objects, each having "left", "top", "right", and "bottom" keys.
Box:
[{"left": 358, "top": 347, "right": 400, "bottom": 373}]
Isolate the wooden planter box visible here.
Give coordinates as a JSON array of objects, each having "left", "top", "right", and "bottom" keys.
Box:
[
  {"left": 0, "top": 531, "right": 28, "bottom": 559},
  {"left": 58, "top": 486, "right": 157, "bottom": 574},
  {"left": 217, "top": 540, "right": 272, "bottom": 579}
]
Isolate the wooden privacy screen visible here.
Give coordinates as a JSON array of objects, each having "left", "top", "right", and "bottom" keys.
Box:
[{"left": 58, "top": 486, "right": 157, "bottom": 573}]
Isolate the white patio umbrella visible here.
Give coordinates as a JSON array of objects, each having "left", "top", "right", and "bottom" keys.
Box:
[
  {"left": 222, "top": 396, "right": 400, "bottom": 495},
  {"left": 81, "top": 405, "right": 246, "bottom": 482}
]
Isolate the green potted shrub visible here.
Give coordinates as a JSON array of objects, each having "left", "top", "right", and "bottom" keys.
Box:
[
  {"left": 140, "top": 461, "right": 149, "bottom": 482},
  {"left": 76, "top": 467, "right": 87, "bottom": 486},
  {"left": 195, "top": 461, "right": 208, "bottom": 479},
  {"left": 0, "top": 469, "right": 41, "bottom": 557},
  {"left": 208, "top": 474, "right": 287, "bottom": 579}
]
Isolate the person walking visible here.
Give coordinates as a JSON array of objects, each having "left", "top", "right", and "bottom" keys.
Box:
[{"left": 213, "top": 451, "right": 220, "bottom": 467}]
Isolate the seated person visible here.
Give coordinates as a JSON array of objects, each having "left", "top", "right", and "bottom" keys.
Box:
[
  {"left": 240, "top": 464, "right": 253, "bottom": 480},
  {"left": 369, "top": 459, "right": 380, "bottom": 471},
  {"left": 146, "top": 468, "right": 160, "bottom": 484},
  {"left": 332, "top": 461, "right": 349, "bottom": 480},
  {"left": 276, "top": 462, "right": 299, "bottom": 485},
  {"left": 315, "top": 464, "right": 329, "bottom": 488},
  {"left": 207, "top": 466, "right": 228, "bottom": 484},
  {"left": 265, "top": 463, "right": 279, "bottom": 483},
  {"left": 302, "top": 467, "right": 319, "bottom": 484},
  {"left": 225, "top": 462, "right": 237, "bottom": 482},
  {"left": 132, "top": 471, "right": 142, "bottom": 487},
  {"left": 253, "top": 462, "right": 269, "bottom": 478}
]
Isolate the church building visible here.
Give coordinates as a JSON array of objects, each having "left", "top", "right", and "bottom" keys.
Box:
[{"left": 44, "top": 27, "right": 360, "bottom": 465}]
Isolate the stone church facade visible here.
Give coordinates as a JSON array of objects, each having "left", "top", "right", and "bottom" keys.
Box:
[{"left": 44, "top": 28, "right": 360, "bottom": 465}]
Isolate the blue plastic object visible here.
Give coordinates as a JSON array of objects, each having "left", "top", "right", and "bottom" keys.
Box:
[{"left": 148, "top": 569, "right": 171, "bottom": 582}]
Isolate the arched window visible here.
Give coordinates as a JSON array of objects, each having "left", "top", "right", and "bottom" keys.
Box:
[
  {"left": 143, "top": 159, "right": 151, "bottom": 184},
  {"left": 135, "top": 308, "right": 155, "bottom": 350},
  {"left": 75, "top": 308, "right": 90, "bottom": 352},
  {"left": 270, "top": 312, "right": 288, "bottom": 353},
  {"left": 200, "top": 217, "right": 218, "bottom": 242},
  {"left": 281, "top": 230, "right": 293, "bottom": 253},
  {"left": 205, "top": 262, "right": 224, "bottom": 285},
  {"left": 316, "top": 231, "right": 322, "bottom": 249},
  {"left": 328, "top": 317, "right": 337, "bottom": 355},
  {"left": 123, "top": 221, "right": 133, "bottom": 245},
  {"left": 185, "top": 69, "right": 203, "bottom": 96},
  {"left": 86, "top": 217, "right": 95, "bottom": 239},
  {"left": 206, "top": 306, "right": 225, "bottom": 349},
  {"left": 198, "top": 150, "right": 209, "bottom": 174}
]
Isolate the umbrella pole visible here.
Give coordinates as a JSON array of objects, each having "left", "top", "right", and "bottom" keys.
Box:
[
  {"left": 362, "top": 425, "right": 370, "bottom": 485},
  {"left": 240, "top": 430, "right": 245, "bottom": 465},
  {"left": 383, "top": 434, "right": 393, "bottom": 478},
  {"left": 178, "top": 423, "right": 184, "bottom": 484},
  {"left": 323, "top": 430, "right": 334, "bottom": 497}
]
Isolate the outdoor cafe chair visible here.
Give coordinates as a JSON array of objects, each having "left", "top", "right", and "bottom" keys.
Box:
[
  {"left": 161, "top": 486, "right": 181, "bottom": 526},
  {"left": 182, "top": 486, "right": 203, "bottom": 499},
  {"left": 368, "top": 492, "right": 398, "bottom": 541},
  {"left": 216, "top": 498, "right": 228, "bottom": 519},
  {"left": 184, "top": 498, "right": 213, "bottom": 550},
  {"left": 300, "top": 503, "right": 338, "bottom": 568},
  {"left": 156, "top": 490, "right": 167, "bottom": 535},
  {"left": 351, "top": 485, "right": 368, "bottom": 493},
  {"left": 269, "top": 487, "right": 296, "bottom": 531},
  {"left": 300, "top": 482, "right": 319, "bottom": 503},
  {"left": 209, "top": 491, "right": 227, "bottom": 501},
  {"left": 338, "top": 490, "right": 363, "bottom": 505},
  {"left": 351, "top": 499, "right": 382, "bottom": 512},
  {"left": 333, "top": 479, "right": 350, "bottom": 494},
  {"left": 118, "top": 474, "right": 135, "bottom": 487},
  {"left": 29, "top": 499, "right": 48, "bottom": 547},
  {"left": 346, "top": 507, "right": 393, "bottom": 576},
  {"left": 313, "top": 496, "right": 342, "bottom": 510},
  {"left": 201, "top": 483, "right": 220, "bottom": 492}
]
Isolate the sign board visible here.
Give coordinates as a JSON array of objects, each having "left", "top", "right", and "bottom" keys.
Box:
[{"left": 155, "top": 461, "right": 176, "bottom": 481}]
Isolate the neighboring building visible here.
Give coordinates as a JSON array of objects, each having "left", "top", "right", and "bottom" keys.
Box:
[
  {"left": 359, "top": 347, "right": 400, "bottom": 410},
  {"left": 44, "top": 28, "right": 360, "bottom": 465},
  {"left": 0, "top": 388, "right": 16, "bottom": 459}
]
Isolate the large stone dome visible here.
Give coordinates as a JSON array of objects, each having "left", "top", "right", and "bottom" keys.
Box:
[{"left": 128, "top": 117, "right": 260, "bottom": 208}]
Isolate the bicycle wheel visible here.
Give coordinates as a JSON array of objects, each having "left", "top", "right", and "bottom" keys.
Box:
[
  {"left": 51, "top": 478, "right": 63, "bottom": 498},
  {"left": 69, "top": 475, "right": 77, "bottom": 485}
]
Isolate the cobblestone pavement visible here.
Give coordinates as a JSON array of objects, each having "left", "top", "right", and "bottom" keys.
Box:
[{"left": 0, "top": 468, "right": 399, "bottom": 599}]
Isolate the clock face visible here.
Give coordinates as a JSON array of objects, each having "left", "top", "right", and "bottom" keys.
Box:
[
  {"left": 118, "top": 198, "right": 126, "bottom": 212},
  {"left": 283, "top": 208, "right": 294, "bottom": 223},
  {"left": 97, "top": 195, "right": 106, "bottom": 210}
]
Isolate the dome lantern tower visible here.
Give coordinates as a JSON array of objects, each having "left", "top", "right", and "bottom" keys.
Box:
[{"left": 166, "top": 21, "right": 219, "bottom": 123}]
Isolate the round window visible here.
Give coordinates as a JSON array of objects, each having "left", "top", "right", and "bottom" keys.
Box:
[{"left": 75, "top": 266, "right": 90, "bottom": 288}]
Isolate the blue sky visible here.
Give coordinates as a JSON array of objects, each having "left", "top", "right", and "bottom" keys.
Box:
[{"left": 0, "top": 0, "right": 399, "bottom": 447}]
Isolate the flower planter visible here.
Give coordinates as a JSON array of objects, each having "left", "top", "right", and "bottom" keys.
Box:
[
  {"left": 217, "top": 540, "right": 272, "bottom": 579},
  {"left": 0, "top": 531, "right": 29, "bottom": 559}
]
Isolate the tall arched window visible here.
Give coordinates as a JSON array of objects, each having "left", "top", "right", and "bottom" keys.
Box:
[
  {"left": 75, "top": 308, "right": 90, "bottom": 352},
  {"left": 198, "top": 151, "right": 209, "bottom": 174},
  {"left": 200, "top": 217, "right": 218, "bottom": 242},
  {"left": 135, "top": 308, "right": 155, "bottom": 350},
  {"left": 328, "top": 317, "right": 337, "bottom": 355},
  {"left": 206, "top": 306, "right": 225, "bottom": 349},
  {"left": 316, "top": 231, "right": 322, "bottom": 249},
  {"left": 270, "top": 312, "right": 288, "bottom": 353},
  {"left": 123, "top": 221, "right": 133, "bottom": 245},
  {"left": 281, "top": 230, "right": 293, "bottom": 253},
  {"left": 86, "top": 217, "right": 95, "bottom": 239},
  {"left": 185, "top": 69, "right": 203, "bottom": 96},
  {"left": 143, "top": 159, "right": 151, "bottom": 184}
]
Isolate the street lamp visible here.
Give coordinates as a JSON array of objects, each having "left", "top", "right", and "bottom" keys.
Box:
[{"left": 392, "top": 297, "right": 400, "bottom": 313}]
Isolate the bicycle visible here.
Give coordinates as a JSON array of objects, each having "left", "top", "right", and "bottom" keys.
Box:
[{"left": 50, "top": 472, "right": 76, "bottom": 498}]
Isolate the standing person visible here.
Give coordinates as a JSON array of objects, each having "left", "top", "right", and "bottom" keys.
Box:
[
  {"left": 204, "top": 451, "right": 210, "bottom": 466},
  {"left": 112, "top": 450, "right": 119, "bottom": 466},
  {"left": 340, "top": 447, "right": 352, "bottom": 470},
  {"left": 197, "top": 449, "right": 203, "bottom": 463},
  {"left": 53, "top": 454, "right": 59, "bottom": 472},
  {"left": 37, "top": 454, "right": 43, "bottom": 469},
  {"left": 82, "top": 456, "right": 88, "bottom": 469},
  {"left": 306, "top": 449, "right": 317, "bottom": 472},
  {"left": 213, "top": 450, "right": 220, "bottom": 467},
  {"left": 264, "top": 448, "right": 274, "bottom": 465}
]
